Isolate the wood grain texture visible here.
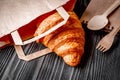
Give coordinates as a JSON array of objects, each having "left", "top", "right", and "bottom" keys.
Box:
[{"left": 1, "top": 0, "right": 120, "bottom": 80}]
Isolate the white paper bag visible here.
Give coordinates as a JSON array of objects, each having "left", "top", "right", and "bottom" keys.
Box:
[
  {"left": 0, "top": 0, "right": 69, "bottom": 37},
  {"left": 0, "top": 0, "right": 70, "bottom": 61}
]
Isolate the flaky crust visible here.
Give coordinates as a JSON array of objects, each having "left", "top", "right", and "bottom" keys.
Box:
[{"left": 34, "top": 11, "right": 85, "bottom": 66}]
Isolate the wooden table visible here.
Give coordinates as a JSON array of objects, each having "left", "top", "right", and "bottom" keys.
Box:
[{"left": 0, "top": 0, "right": 120, "bottom": 80}]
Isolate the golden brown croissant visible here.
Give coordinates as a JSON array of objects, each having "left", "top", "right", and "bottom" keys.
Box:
[{"left": 34, "top": 11, "right": 85, "bottom": 66}]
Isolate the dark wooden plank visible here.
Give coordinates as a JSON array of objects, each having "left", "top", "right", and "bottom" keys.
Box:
[{"left": 1, "top": 0, "right": 120, "bottom": 80}]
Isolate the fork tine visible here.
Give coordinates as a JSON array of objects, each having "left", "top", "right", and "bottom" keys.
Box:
[
  {"left": 102, "top": 49, "right": 107, "bottom": 52},
  {"left": 103, "top": 47, "right": 110, "bottom": 52},
  {"left": 101, "top": 48, "right": 106, "bottom": 52},
  {"left": 97, "top": 45, "right": 102, "bottom": 50},
  {"left": 99, "top": 46, "right": 104, "bottom": 51},
  {"left": 98, "top": 45, "right": 103, "bottom": 50},
  {"left": 96, "top": 44, "right": 106, "bottom": 52},
  {"left": 96, "top": 43, "right": 101, "bottom": 49}
]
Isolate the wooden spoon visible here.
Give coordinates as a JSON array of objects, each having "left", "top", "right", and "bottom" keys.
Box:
[{"left": 87, "top": 0, "right": 120, "bottom": 30}]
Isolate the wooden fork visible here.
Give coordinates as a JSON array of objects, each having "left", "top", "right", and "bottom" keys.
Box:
[{"left": 96, "top": 26, "right": 120, "bottom": 52}]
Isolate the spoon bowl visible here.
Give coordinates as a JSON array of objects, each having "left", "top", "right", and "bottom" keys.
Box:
[
  {"left": 87, "top": 15, "right": 108, "bottom": 30},
  {"left": 87, "top": 0, "right": 120, "bottom": 30}
]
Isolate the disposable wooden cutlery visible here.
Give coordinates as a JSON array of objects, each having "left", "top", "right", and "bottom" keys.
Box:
[
  {"left": 96, "top": 26, "right": 120, "bottom": 52},
  {"left": 87, "top": 0, "right": 120, "bottom": 30}
]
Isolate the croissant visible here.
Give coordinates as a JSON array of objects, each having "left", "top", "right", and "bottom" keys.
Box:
[{"left": 34, "top": 11, "right": 85, "bottom": 66}]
